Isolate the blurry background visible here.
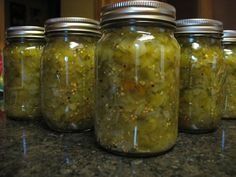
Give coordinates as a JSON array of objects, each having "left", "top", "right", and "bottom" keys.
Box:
[{"left": 1, "top": 0, "right": 236, "bottom": 51}]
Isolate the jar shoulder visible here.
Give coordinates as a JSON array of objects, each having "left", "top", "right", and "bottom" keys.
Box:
[
  {"left": 176, "top": 35, "right": 221, "bottom": 48},
  {"left": 4, "top": 42, "right": 44, "bottom": 59},
  {"left": 98, "top": 27, "right": 180, "bottom": 52}
]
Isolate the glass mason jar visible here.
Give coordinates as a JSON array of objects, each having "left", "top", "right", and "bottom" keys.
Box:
[
  {"left": 176, "top": 19, "right": 225, "bottom": 133},
  {"left": 41, "top": 17, "right": 100, "bottom": 132},
  {"left": 222, "top": 30, "right": 236, "bottom": 119},
  {"left": 4, "top": 26, "right": 44, "bottom": 120},
  {"left": 95, "top": 1, "right": 180, "bottom": 156}
]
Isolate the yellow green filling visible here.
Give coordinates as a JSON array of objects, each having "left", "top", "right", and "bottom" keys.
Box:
[
  {"left": 41, "top": 35, "right": 97, "bottom": 131},
  {"left": 95, "top": 26, "right": 180, "bottom": 154},
  {"left": 4, "top": 40, "right": 44, "bottom": 119},
  {"left": 177, "top": 35, "right": 224, "bottom": 131},
  {"left": 223, "top": 43, "right": 236, "bottom": 118}
]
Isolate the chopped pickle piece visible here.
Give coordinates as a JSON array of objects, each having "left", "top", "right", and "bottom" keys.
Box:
[
  {"left": 41, "top": 36, "right": 97, "bottom": 132},
  {"left": 4, "top": 40, "right": 44, "bottom": 119},
  {"left": 223, "top": 44, "right": 236, "bottom": 118},
  {"left": 95, "top": 26, "right": 180, "bottom": 155},
  {"left": 177, "top": 35, "right": 225, "bottom": 132}
]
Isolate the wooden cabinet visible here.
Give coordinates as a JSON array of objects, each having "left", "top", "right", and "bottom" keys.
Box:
[{"left": 0, "top": 0, "right": 5, "bottom": 51}]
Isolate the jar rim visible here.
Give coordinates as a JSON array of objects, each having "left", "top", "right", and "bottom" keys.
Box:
[
  {"left": 175, "top": 18, "right": 223, "bottom": 34},
  {"left": 222, "top": 30, "right": 236, "bottom": 42},
  {"left": 45, "top": 17, "right": 101, "bottom": 35},
  {"left": 100, "top": 1, "right": 176, "bottom": 28},
  {"left": 6, "top": 26, "right": 44, "bottom": 39}
]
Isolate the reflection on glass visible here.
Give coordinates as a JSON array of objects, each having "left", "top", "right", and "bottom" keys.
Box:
[
  {"left": 192, "top": 42, "right": 200, "bottom": 50},
  {"left": 63, "top": 145, "right": 70, "bottom": 165},
  {"left": 133, "top": 126, "right": 138, "bottom": 147},
  {"left": 21, "top": 129, "right": 27, "bottom": 155},
  {"left": 0, "top": 51, "right": 3, "bottom": 97},
  {"left": 221, "top": 128, "right": 225, "bottom": 152}
]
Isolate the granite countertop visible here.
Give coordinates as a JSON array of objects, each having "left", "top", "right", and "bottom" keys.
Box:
[{"left": 0, "top": 113, "right": 236, "bottom": 177}]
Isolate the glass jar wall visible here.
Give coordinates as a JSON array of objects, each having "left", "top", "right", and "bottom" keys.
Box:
[
  {"left": 95, "top": 1, "right": 180, "bottom": 156},
  {"left": 176, "top": 19, "right": 225, "bottom": 133},
  {"left": 222, "top": 30, "right": 236, "bottom": 119},
  {"left": 4, "top": 26, "right": 44, "bottom": 120},
  {"left": 41, "top": 17, "right": 100, "bottom": 132}
]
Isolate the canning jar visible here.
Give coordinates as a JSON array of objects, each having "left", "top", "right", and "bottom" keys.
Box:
[
  {"left": 41, "top": 17, "right": 100, "bottom": 132},
  {"left": 4, "top": 26, "right": 44, "bottom": 120},
  {"left": 176, "top": 19, "right": 225, "bottom": 133},
  {"left": 222, "top": 30, "right": 236, "bottom": 119},
  {"left": 95, "top": 1, "right": 180, "bottom": 156}
]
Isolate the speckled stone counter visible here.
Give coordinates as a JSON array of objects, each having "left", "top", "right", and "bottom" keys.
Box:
[{"left": 0, "top": 113, "right": 235, "bottom": 177}]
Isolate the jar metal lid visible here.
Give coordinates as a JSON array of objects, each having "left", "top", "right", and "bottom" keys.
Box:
[
  {"left": 45, "top": 17, "right": 101, "bottom": 36},
  {"left": 6, "top": 26, "right": 44, "bottom": 39},
  {"left": 101, "top": 0, "right": 176, "bottom": 28},
  {"left": 222, "top": 30, "right": 236, "bottom": 42},
  {"left": 175, "top": 18, "right": 223, "bottom": 34}
]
